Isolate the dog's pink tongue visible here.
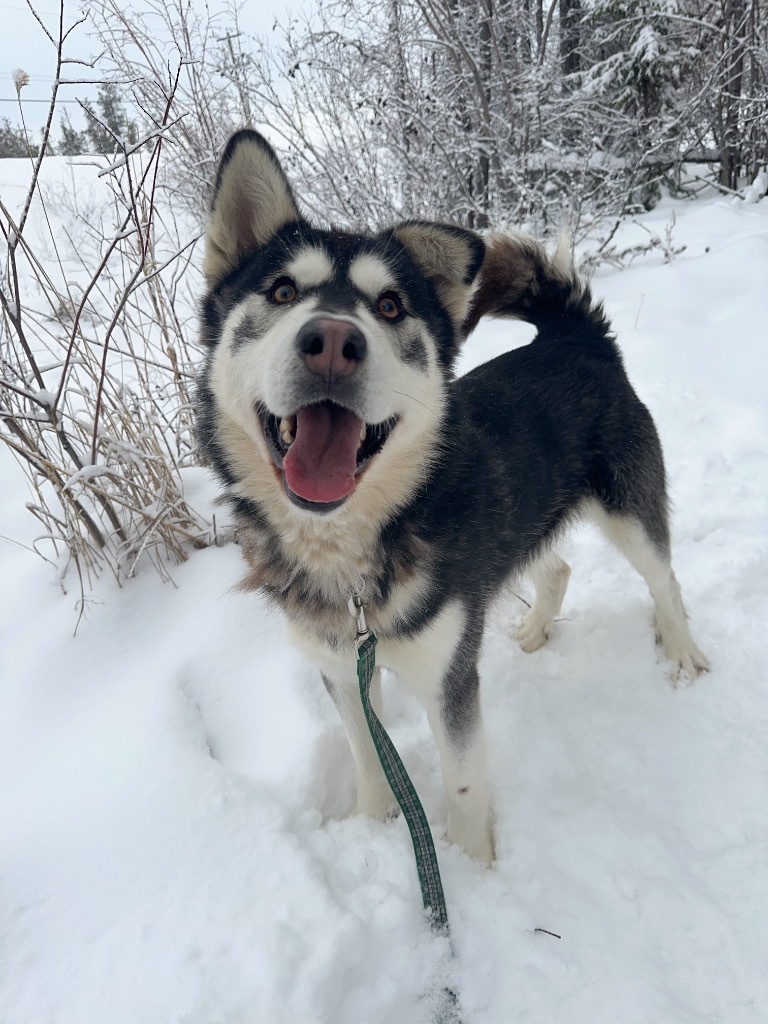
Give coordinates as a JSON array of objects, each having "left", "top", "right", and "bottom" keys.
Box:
[{"left": 283, "top": 404, "right": 362, "bottom": 504}]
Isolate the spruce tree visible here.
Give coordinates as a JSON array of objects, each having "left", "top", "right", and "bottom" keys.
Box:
[
  {"left": 0, "top": 117, "right": 37, "bottom": 158},
  {"left": 58, "top": 111, "right": 90, "bottom": 156},
  {"left": 82, "top": 83, "right": 138, "bottom": 154}
]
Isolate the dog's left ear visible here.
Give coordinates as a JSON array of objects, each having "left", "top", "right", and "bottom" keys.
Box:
[
  {"left": 204, "top": 129, "right": 302, "bottom": 286},
  {"left": 393, "top": 221, "right": 485, "bottom": 327}
]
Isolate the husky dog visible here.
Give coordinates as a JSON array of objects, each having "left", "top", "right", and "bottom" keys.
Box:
[{"left": 197, "top": 130, "right": 708, "bottom": 864}]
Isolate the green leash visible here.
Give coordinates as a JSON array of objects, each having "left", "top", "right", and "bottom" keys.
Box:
[
  {"left": 355, "top": 630, "right": 450, "bottom": 931},
  {"left": 351, "top": 594, "right": 462, "bottom": 1023}
]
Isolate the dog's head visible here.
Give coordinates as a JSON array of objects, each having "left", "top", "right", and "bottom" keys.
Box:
[{"left": 199, "top": 130, "right": 484, "bottom": 518}]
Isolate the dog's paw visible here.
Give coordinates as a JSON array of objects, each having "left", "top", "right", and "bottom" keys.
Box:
[
  {"left": 516, "top": 612, "right": 551, "bottom": 653},
  {"left": 355, "top": 783, "right": 399, "bottom": 822},
  {"left": 445, "top": 797, "right": 496, "bottom": 866},
  {"left": 664, "top": 642, "right": 710, "bottom": 686},
  {"left": 446, "top": 820, "right": 496, "bottom": 866},
  {"left": 654, "top": 613, "right": 710, "bottom": 686}
]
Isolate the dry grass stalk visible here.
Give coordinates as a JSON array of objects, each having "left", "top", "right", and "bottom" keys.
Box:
[{"left": 0, "top": 3, "right": 211, "bottom": 602}]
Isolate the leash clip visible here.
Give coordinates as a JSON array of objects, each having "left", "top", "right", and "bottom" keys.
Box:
[
  {"left": 348, "top": 576, "right": 370, "bottom": 656},
  {"left": 348, "top": 592, "right": 370, "bottom": 655}
]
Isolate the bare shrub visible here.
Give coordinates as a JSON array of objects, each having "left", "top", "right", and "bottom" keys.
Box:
[
  {"left": 89, "top": 0, "right": 250, "bottom": 217},
  {"left": 0, "top": 5, "right": 210, "bottom": 604}
]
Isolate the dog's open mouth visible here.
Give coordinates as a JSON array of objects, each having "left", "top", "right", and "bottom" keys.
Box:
[{"left": 259, "top": 400, "right": 397, "bottom": 512}]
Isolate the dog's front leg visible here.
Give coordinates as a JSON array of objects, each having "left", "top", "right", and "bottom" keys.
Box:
[
  {"left": 391, "top": 610, "right": 496, "bottom": 865},
  {"left": 322, "top": 668, "right": 399, "bottom": 822},
  {"left": 287, "top": 623, "right": 397, "bottom": 821},
  {"left": 424, "top": 662, "right": 496, "bottom": 866}
]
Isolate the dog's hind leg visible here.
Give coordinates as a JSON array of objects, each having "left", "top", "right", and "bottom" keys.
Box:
[
  {"left": 588, "top": 504, "right": 709, "bottom": 681},
  {"left": 517, "top": 550, "right": 572, "bottom": 653}
]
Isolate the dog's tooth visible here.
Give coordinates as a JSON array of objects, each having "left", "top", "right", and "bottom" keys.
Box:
[
  {"left": 360, "top": 424, "right": 367, "bottom": 442},
  {"left": 279, "top": 416, "right": 296, "bottom": 445}
]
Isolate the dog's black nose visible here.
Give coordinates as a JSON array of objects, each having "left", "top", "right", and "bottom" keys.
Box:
[{"left": 296, "top": 318, "right": 367, "bottom": 378}]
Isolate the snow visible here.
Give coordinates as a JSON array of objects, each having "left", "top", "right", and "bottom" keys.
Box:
[
  {"left": 61, "top": 464, "right": 118, "bottom": 489},
  {"left": 2, "top": 161, "right": 768, "bottom": 1023},
  {"left": 743, "top": 170, "right": 768, "bottom": 205},
  {"left": 12, "top": 68, "right": 30, "bottom": 94},
  {"left": 33, "top": 389, "right": 57, "bottom": 407}
]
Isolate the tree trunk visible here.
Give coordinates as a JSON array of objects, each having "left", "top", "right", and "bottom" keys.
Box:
[
  {"left": 559, "top": 0, "right": 581, "bottom": 77},
  {"left": 476, "top": 0, "right": 493, "bottom": 228},
  {"left": 719, "top": 0, "right": 747, "bottom": 190}
]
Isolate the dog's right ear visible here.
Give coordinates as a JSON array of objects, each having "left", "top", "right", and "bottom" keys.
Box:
[
  {"left": 204, "top": 130, "right": 301, "bottom": 286},
  {"left": 392, "top": 221, "right": 485, "bottom": 329}
]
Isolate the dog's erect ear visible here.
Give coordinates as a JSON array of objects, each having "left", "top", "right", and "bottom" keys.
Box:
[
  {"left": 392, "top": 221, "right": 485, "bottom": 326},
  {"left": 204, "top": 130, "right": 301, "bottom": 286}
]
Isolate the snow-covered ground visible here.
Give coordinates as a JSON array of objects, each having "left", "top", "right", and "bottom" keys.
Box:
[{"left": 1, "top": 164, "right": 767, "bottom": 1023}]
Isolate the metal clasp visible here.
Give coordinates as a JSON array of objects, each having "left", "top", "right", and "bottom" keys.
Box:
[{"left": 348, "top": 576, "right": 369, "bottom": 656}]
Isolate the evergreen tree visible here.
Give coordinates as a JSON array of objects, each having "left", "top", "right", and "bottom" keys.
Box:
[
  {"left": 0, "top": 117, "right": 37, "bottom": 158},
  {"left": 82, "top": 83, "right": 138, "bottom": 154},
  {"left": 58, "top": 110, "right": 90, "bottom": 156}
]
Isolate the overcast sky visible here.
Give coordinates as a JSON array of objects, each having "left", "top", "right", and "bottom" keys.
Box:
[{"left": 0, "top": 0, "right": 300, "bottom": 138}]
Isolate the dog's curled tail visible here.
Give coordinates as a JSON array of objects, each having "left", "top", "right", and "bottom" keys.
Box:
[{"left": 465, "top": 231, "right": 609, "bottom": 337}]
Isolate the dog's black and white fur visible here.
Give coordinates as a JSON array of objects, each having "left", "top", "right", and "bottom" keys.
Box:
[{"left": 197, "top": 130, "right": 708, "bottom": 864}]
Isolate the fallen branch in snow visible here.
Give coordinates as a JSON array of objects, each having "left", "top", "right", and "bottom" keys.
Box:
[
  {"left": 579, "top": 213, "right": 686, "bottom": 272},
  {"left": 692, "top": 175, "right": 743, "bottom": 198}
]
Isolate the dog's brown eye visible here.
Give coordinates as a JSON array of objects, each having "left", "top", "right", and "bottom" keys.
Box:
[
  {"left": 377, "top": 293, "right": 402, "bottom": 320},
  {"left": 270, "top": 279, "right": 297, "bottom": 304}
]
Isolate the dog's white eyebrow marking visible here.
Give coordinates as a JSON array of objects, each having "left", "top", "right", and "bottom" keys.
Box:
[
  {"left": 349, "top": 254, "right": 396, "bottom": 299},
  {"left": 285, "top": 247, "right": 333, "bottom": 287}
]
